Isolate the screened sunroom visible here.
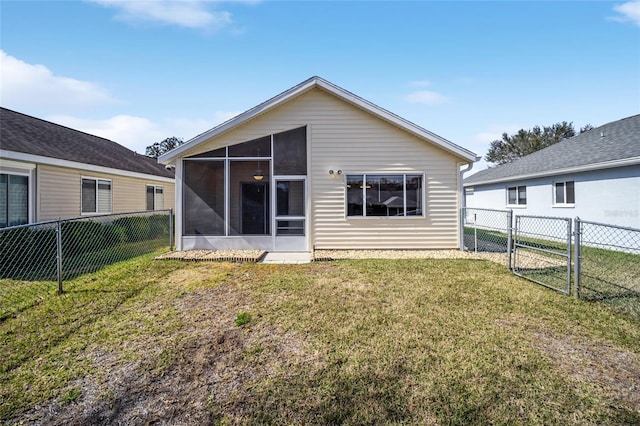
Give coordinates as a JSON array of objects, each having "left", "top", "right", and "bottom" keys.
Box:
[{"left": 181, "top": 126, "right": 308, "bottom": 251}]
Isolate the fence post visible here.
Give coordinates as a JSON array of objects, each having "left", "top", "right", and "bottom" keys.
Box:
[
  {"left": 566, "top": 218, "right": 572, "bottom": 296},
  {"left": 506, "top": 210, "right": 513, "bottom": 270},
  {"left": 573, "top": 217, "right": 581, "bottom": 298},
  {"left": 56, "top": 219, "right": 63, "bottom": 294},
  {"left": 169, "top": 208, "right": 174, "bottom": 251}
]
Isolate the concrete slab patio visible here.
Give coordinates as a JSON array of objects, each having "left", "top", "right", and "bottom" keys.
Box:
[{"left": 260, "top": 252, "right": 313, "bottom": 264}]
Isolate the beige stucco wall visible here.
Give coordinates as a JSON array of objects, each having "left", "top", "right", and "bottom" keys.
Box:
[
  {"left": 37, "top": 164, "right": 175, "bottom": 221},
  {"left": 181, "top": 87, "right": 466, "bottom": 249}
]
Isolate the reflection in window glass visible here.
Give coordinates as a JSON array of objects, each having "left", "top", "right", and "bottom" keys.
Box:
[
  {"left": 1, "top": 174, "right": 29, "bottom": 228},
  {"left": 346, "top": 174, "right": 423, "bottom": 217},
  {"left": 366, "top": 175, "right": 404, "bottom": 216},
  {"left": 346, "top": 175, "right": 364, "bottom": 216}
]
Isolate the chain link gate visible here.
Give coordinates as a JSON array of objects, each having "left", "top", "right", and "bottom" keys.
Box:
[
  {"left": 461, "top": 208, "right": 512, "bottom": 268},
  {"left": 513, "top": 215, "right": 572, "bottom": 295}
]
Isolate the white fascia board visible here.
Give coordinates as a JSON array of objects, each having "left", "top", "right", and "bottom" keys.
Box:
[
  {"left": 1, "top": 150, "right": 175, "bottom": 184},
  {"left": 159, "top": 76, "right": 479, "bottom": 164},
  {"left": 463, "top": 156, "right": 640, "bottom": 187}
]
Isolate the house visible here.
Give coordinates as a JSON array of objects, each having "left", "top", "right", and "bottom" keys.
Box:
[
  {"left": 464, "top": 114, "right": 640, "bottom": 229},
  {"left": 0, "top": 107, "right": 175, "bottom": 228},
  {"left": 159, "top": 76, "right": 478, "bottom": 252}
]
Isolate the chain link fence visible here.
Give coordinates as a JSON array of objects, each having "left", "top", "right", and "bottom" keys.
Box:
[
  {"left": 0, "top": 210, "right": 173, "bottom": 320},
  {"left": 513, "top": 215, "right": 572, "bottom": 295},
  {"left": 575, "top": 219, "right": 640, "bottom": 318},
  {"left": 461, "top": 208, "right": 512, "bottom": 267},
  {"left": 461, "top": 210, "right": 639, "bottom": 318}
]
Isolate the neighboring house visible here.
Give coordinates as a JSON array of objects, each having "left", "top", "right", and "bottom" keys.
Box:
[
  {"left": 0, "top": 107, "right": 175, "bottom": 228},
  {"left": 159, "top": 76, "right": 478, "bottom": 252},
  {"left": 464, "top": 114, "right": 640, "bottom": 229}
]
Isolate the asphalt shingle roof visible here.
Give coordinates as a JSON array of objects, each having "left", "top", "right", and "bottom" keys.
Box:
[
  {"left": 0, "top": 107, "right": 174, "bottom": 179},
  {"left": 465, "top": 114, "right": 640, "bottom": 185}
]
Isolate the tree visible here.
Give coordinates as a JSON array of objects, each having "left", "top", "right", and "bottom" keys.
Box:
[
  {"left": 145, "top": 136, "right": 185, "bottom": 158},
  {"left": 485, "top": 122, "right": 576, "bottom": 166}
]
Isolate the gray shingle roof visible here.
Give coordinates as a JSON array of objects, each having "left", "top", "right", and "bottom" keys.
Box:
[
  {"left": 0, "top": 107, "right": 174, "bottom": 179},
  {"left": 464, "top": 114, "right": 640, "bottom": 186}
]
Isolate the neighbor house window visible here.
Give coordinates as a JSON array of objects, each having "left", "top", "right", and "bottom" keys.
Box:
[
  {"left": 507, "top": 185, "right": 526, "bottom": 206},
  {"left": 0, "top": 173, "right": 29, "bottom": 228},
  {"left": 146, "top": 185, "right": 164, "bottom": 210},
  {"left": 82, "top": 178, "right": 112, "bottom": 214},
  {"left": 346, "top": 174, "right": 423, "bottom": 217},
  {"left": 554, "top": 181, "right": 575, "bottom": 205}
]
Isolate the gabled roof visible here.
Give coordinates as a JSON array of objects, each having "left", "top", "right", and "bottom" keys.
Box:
[
  {"left": 464, "top": 114, "right": 640, "bottom": 186},
  {"left": 0, "top": 107, "right": 174, "bottom": 179},
  {"left": 159, "top": 76, "right": 478, "bottom": 163}
]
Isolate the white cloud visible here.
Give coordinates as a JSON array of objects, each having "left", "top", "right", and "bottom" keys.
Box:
[
  {"left": 405, "top": 90, "right": 450, "bottom": 106},
  {"left": 47, "top": 111, "right": 241, "bottom": 153},
  {"left": 611, "top": 1, "right": 640, "bottom": 26},
  {"left": 0, "top": 50, "right": 117, "bottom": 113},
  {"left": 408, "top": 80, "right": 431, "bottom": 87},
  {"left": 88, "top": 0, "right": 233, "bottom": 29},
  {"left": 472, "top": 124, "right": 522, "bottom": 144}
]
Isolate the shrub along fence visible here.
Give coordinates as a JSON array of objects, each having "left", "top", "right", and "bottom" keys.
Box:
[
  {"left": 461, "top": 208, "right": 640, "bottom": 319},
  {"left": 0, "top": 210, "right": 172, "bottom": 320}
]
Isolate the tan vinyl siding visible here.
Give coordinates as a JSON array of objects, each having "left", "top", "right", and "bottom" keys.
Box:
[
  {"left": 37, "top": 164, "right": 175, "bottom": 221},
  {"left": 186, "top": 88, "right": 464, "bottom": 249}
]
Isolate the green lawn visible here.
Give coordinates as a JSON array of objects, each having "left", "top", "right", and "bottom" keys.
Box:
[{"left": 1, "top": 254, "right": 639, "bottom": 424}]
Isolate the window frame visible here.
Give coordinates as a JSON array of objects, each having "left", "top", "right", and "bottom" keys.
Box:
[
  {"left": 81, "top": 177, "right": 112, "bottom": 215},
  {"left": 345, "top": 173, "right": 425, "bottom": 219},
  {"left": 146, "top": 184, "right": 164, "bottom": 211},
  {"left": 506, "top": 185, "right": 527, "bottom": 207},
  {"left": 553, "top": 180, "right": 575, "bottom": 207},
  {"left": 0, "top": 171, "right": 31, "bottom": 228}
]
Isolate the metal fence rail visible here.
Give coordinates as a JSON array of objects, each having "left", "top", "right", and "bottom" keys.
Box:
[
  {"left": 575, "top": 218, "right": 640, "bottom": 317},
  {"left": 512, "top": 215, "right": 572, "bottom": 295},
  {"left": 0, "top": 209, "right": 173, "bottom": 320},
  {"left": 461, "top": 208, "right": 512, "bottom": 267}
]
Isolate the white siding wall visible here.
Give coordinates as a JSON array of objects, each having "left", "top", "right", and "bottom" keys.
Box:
[
  {"left": 182, "top": 88, "right": 466, "bottom": 249},
  {"left": 465, "top": 165, "right": 640, "bottom": 229}
]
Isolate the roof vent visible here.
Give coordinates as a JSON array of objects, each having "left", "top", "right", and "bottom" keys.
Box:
[{"left": 600, "top": 132, "right": 605, "bottom": 138}]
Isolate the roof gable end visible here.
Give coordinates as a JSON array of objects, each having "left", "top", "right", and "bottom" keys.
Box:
[{"left": 159, "top": 76, "right": 478, "bottom": 163}]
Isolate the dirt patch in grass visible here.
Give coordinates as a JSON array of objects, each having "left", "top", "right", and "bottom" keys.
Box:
[
  {"left": 530, "top": 330, "right": 640, "bottom": 413},
  {"left": 14, "top": 264, "right": 313, "bottom": 425}
]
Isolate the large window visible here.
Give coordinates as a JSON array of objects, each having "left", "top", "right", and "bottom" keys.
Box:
[
  {"left": 146, "top": 185, "right": 164, "bottom": 210},
  {"left": 0, "top": 173, "right": 29, "bottom": 228},
  {"left": 81, "top": 178, "right": 111, "bottom": 214},
  {"left": 554, "top": 181, "right": 575, "bottom": 205},
  {"left": 507, "top": 185, "right": 526, "bottom": 206},
  {"left": 346, "top": 174, "right": 423, "bottom": 217}
]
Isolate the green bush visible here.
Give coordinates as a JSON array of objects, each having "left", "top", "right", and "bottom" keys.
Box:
[
  {"left": 235, "top": 312, "right": 251, "bottom": 327},
  {"left": 61, "top": 220, "right": 105, "bottom": 257},
  {"left": 113, "top": 216, "right": 151, "bottom": 242},
  {"left": 0, "top": 226, "right": 57, "bottom": 280}
]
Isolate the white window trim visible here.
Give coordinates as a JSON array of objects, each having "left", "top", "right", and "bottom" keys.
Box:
[
  {"left": 506, "top": 185, "right": 527, "bottom": 208},
  {"left": 146, "top": 184, "right": 164, "bottom": 211},
  {"left": 552, "top": 180, "right": 575, "bottom": 208},
  {"left": 345, "top": 172, "right": 426, "bottom": 219},
  {"left": 81, "top": 176, "right": 112, "bottom": 215},
  {"left": 1, "top": 170, "right": 33, "bottom": 227}
]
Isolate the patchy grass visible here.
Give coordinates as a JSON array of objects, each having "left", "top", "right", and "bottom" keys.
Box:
[{"left": 1, "top": 257, "right": 639, "bottom": 424}]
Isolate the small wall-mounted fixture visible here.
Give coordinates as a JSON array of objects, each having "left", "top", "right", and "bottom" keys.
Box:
[{"left": 329, "top": 169, "right": 343, "bottom": 177}]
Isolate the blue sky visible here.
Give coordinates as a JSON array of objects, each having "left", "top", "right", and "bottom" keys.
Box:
[{"left": 1, "top": 1, "right": 639, "bottom": 171}]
